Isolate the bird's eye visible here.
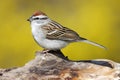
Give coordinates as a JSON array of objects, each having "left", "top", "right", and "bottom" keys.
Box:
[
  {"left": 33, "top": 17, "right": 40, "bottom": 20},
  {"left": 40, "top": 17, "right": 48, "bottom": 20}
]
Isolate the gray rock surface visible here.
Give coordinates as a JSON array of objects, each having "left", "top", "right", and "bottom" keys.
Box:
[{"left": 0, "top": 51, "right": 120, "bottom": 80}]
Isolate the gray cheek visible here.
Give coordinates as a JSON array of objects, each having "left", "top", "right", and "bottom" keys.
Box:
[
  {"left": 37, "top": 21, "right": 46, "bottom": 24},
  {"left": 36, "top": 21, "right": 42, "bottom": 24}
]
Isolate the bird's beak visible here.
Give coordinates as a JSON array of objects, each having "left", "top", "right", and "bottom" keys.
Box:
[
  {"left": 27, "top": 18, "right": 30, "bottom": 21},
  {"left": 27, "top": 16, "right": 33, "bottom": 22}
]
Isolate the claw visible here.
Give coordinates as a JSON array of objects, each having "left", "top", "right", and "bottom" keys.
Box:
[{"left": 42, "top": 49, "right": 50, "bottom": 54}]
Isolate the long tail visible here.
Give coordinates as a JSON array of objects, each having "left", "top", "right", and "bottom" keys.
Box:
[{"left": 81, "top": 40, "right": 107, "bottom": 49}]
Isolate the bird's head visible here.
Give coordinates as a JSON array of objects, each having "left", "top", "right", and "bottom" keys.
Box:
[{"left": 27, "top": 11, "right": 50, "bottom": 25}]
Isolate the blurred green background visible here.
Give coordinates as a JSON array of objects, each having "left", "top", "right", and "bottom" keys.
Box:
[{"left": 0, "top": 0, "right": 120, "bottom": 68}]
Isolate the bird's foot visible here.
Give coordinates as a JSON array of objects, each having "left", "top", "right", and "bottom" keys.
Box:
[{"left": 42, "top": 49, "right": 50, "bottom": 54}]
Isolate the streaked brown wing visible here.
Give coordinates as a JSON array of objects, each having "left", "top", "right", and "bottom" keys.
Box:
[{"left": 42, "top": 21, "right": 86, "bottom": 42}]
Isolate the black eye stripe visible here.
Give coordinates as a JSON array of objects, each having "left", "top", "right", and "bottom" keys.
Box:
[
  {"left": 40, "top": 17, "right": 48, "bottom": 20},
  {"left": 33, "top": 17, "right": 48, "bottom": 20},
  {"left": 33, "top": 17, "right": 39, "bottom": 20}
]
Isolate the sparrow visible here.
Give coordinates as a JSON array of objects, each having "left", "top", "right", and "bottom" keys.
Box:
[{"left": 27, "top": 11, "right": 106, "bottom": 51}]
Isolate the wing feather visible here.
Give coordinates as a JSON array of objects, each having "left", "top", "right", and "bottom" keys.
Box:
[{"left": 41, "top": 21, "right": 86, "bottom": 42}]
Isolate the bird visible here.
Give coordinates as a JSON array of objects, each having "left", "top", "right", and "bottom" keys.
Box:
[{"left": 27, "top": 11, "right": 106, "bottom": 52}]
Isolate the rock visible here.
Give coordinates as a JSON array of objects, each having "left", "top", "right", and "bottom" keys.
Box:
[{"left": 0, "top": 50, "right": 120, "bottom": 80}]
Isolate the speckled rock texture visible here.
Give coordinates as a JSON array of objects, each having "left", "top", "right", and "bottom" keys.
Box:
[{"left": 0, "top": 50, "right": 120, "bottom": 80}]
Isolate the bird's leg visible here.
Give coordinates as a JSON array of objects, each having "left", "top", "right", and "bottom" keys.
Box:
[{"left": 42, "top": 49, "right": 70, "bottom": 60}]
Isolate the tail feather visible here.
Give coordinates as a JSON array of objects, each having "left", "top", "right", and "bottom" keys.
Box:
[{"left": 81, "top": 40, "right": 107, "bottom": 49}]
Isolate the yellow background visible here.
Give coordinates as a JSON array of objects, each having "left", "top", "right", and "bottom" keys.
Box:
[{"left": 0, "top": 0, "right": 120, "bottom": 68}]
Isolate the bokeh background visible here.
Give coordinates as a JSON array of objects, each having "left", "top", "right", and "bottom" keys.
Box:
[{"left": 0, "top": 0, "right": 120, "bottom": 68}]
